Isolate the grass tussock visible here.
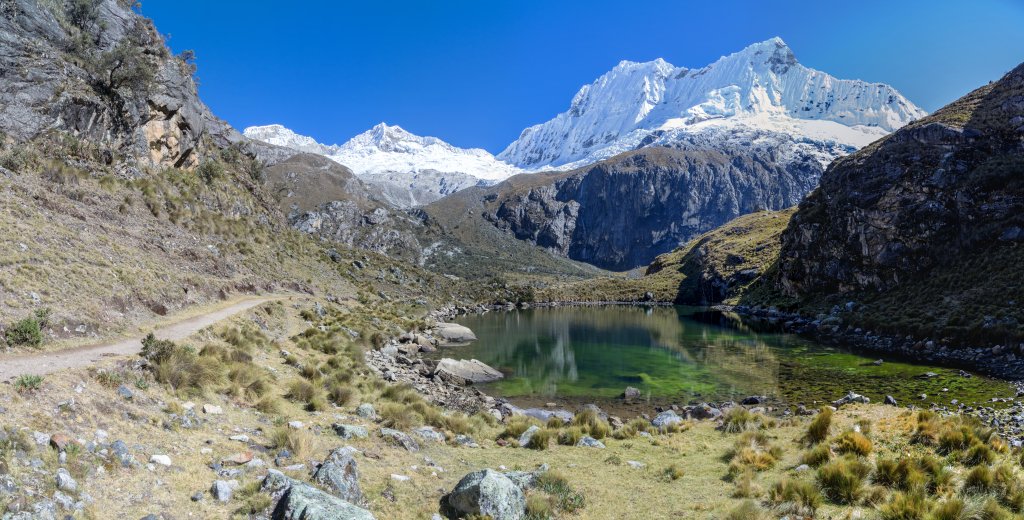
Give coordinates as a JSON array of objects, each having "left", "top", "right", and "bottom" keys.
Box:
[
  {"left": 804, "top": 407, "right": 833, "bottom": 444},
  {"left": 816, "top": 457, "right": 870, "bottom": 504},
  {"left": 769, "top": 477, "right": 821, "bottom": 517}
]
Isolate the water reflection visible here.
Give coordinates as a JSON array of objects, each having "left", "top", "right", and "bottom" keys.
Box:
[{"left": 435, "top": 306, "right": 1012, "bottom": 407}]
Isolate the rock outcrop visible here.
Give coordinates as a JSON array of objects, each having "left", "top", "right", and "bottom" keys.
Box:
[
  {"left": 261, "top": 470, "right": 375, "bottom": 520},
  {"left": 478, "top": 146, "right": 820, "bottom": 270},
  {"left": 0, "top": 0, "right": 243, "bottom": 168},
  {"left": 440, "top": 469, "right": 525, "bottom": 520},
  {"left": 434, "top": 358, "right": 503, "bottom": 386}
]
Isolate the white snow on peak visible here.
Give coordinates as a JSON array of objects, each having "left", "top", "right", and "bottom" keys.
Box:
[
  {"left": 243, "top": 124, "right": 340, "bottom": 156},
  {"left": 244, "top": 122, "right": 521, "bottom": 182},
  {"left": 499, "top": 37, "right": 927, "bottom": 170}
]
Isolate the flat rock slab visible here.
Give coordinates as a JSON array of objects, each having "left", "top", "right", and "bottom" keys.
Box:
[
  {"left": 435, "top": 358, "right": 503, "bottom": 386},
  {"left": 433, "top": 323, "right": 477, "bottom": 345}
]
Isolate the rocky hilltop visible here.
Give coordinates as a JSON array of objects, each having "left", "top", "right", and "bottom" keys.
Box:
[
  {"left": 0, "top": 0, "right": 248, "bottom": 169},
  {"left": 776, "top": 61, "right": 1024, "bottom": 342},
  {"left": 472, "top": 144, "right": 819, "bottom": 270}
]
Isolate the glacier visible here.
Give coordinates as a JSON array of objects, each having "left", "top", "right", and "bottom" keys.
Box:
[{"left": 498, "top": 37, "right": 927, "bottom": 170}]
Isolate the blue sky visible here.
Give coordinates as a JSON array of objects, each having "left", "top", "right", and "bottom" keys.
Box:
[{"left": 142, "top": 0, "right": 1024, "bottom": 153}]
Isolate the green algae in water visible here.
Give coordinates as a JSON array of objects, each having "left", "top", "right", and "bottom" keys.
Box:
[{"left": 437, "top": 306, "right": 1013, "bottom": 408}]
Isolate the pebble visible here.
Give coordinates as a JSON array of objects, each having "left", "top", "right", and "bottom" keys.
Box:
[{"left": 149, "top": 455, "right": 172, "bottom": 467}]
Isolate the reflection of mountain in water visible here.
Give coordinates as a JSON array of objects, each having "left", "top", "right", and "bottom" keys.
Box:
[{"left": 444, "top": 306, "right": 782, "bottom": 400}]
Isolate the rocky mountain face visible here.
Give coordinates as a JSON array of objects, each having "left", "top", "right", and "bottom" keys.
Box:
[
  {"left": 777, "top": 62, "right": 1024, "bottom": 296},
  {"left": 261, "top": 153, "right": 432, "bottom": 263},
  {"left": 499, "top": 37, "right": 925, "bottom": 171},
  {"left": 475, "top": 145, "right": 821, "bottom": 270},
  {"left": 0, "top": 0, "right": 245, "bottom": 169},
  {"left": 244, "top": 123, "right": 521, "bottom": 207}
]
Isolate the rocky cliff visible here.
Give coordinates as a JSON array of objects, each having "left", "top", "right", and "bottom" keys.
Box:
[
  {"left": 0, "top": 0, "right": 249, "bottom": 169},
  {"left": 776, "top": 62, "right": 1024, "bottom": 342},
  {"left": 477, "top": 145, "right": 820, "bottom": 270}
]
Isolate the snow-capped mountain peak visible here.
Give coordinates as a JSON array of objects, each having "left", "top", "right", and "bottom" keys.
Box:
[
  {"left": 244, "top": 122, "right": 523, "bottom": 207},
  {"left": 499, "top": 37, "right": 927, "bottom": 170}
]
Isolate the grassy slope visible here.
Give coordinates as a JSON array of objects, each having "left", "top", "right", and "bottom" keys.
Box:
[{"left": 0, "top": 134, "right": 463, "bottom": 352}]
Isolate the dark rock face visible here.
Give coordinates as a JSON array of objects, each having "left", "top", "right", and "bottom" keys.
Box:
[
  {"left": 777, "top": 63, "right": 1024, "bottom": 296},
  {"left": 0, "top": 0, "right": 241, "bottom": 167},
  {"left": 482, "top": 146, "right": 821, "bottom": 270}
]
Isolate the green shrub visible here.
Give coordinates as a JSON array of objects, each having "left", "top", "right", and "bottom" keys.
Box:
[
  {"left": 5, "top": 316, "right": 42, "bottom": 347},
  {"left": 878, "top": 492, "right": 928, "bottom": 520},
  {"left": 527, "top": 428, "right": 556, "bottom": 450},
  {"left": 721, "top": 407, "right": 756, "bottom": 434},
  {"left": 768, "top": 477, "right": 821, "bottom": 517},
  {"left": 834, "top": 430, "right": 873, "bottom": 457},
  {"left": 963, "top": 465, "right": 995, "bottom": 494},
  {"left": 804, "top": 407, "right": 832, "bottom": 444},
  {"left": 800, "top": 444, "right": 831, "bottom": 467},
  {"left": 534, "top": 471, "right": 585, "bottom": 514},
  {"left": 725, "top": 499, "right": 767, "bottom": 520},
  {"left": 558, "top": 427, "right": 584, "bottom": 446},
  {"left": 140, "top": 332, "right": 177, "bottom": 363},
  {"left": 664, "top": 463, "right": 684, "bottom": 481},
  {"left": 13, "top": 374, "right": 43, "bottom": 392},
  {"left": 816, "top": 457, "right": 869, "bottom": 504}
]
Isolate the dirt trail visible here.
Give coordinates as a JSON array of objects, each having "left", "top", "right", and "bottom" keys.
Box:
[{"left": 0, "top": 297, "right": 277, "bottom": 382}]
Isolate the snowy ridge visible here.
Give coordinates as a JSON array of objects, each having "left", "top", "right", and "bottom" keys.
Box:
[
  {"left": 498, "top": 37, "right": 927, "bottom": 170},
  {"left": 244, "top": 123, "right": 521, "bottom": 181}
]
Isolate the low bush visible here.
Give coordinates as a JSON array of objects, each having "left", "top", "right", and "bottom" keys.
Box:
[
  {"left": 834, "top": 430, "right": 873, "bottom": 457},
  {"left": 768, "top": 477, "right": 821, "bottom": 517},
  {"left": 664, "top": 463, "right": 684, "bottom": 481},
  {"left": 804, "top": 407, "right": 832, "bottom": 444},
  {"left": 800, "top": 444, "right": 831, "bottom": 467},
  {"left": 13, "top": 374, "right": 43, "bottom": 392},
  {"left": 816, "top": 457, "right": 869, "bottom": 504}
]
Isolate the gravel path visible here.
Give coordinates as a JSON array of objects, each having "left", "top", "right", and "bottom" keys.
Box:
[{"left": 0, "top": 297, "right": 275, "bottom": 381}]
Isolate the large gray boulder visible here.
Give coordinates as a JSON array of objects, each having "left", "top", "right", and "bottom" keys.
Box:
[
  {"left": 432, "top": 323, "right": 477, "bottom": 345},
  {"left": 262, "top": 470, "right": 375, "bottom": 520},
  {"left": 441, "top": 469, "right": 525, "bottom": 520},
  {"left": 311, "top": 447, "right": 363, "bottom": 504},
  {"left": 652, "top": 410, "right": 682, "bottom": 429},
  {"left": 434, "top": 358, "right": 503, "bottom": 386}
]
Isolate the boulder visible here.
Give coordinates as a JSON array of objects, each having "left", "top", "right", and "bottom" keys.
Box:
[
  {"left": 434, "top": 359, "right": 503, "bottom": 386},
  {"left": 433, "top": 323, "right": 477, "bottom": 345},
  {"left": 412, "top": 426, "right": 445, "bottom": 444},
  {"left": 517, "top": 426, "right": 540, "bottom": 448},
  {"left": 261, "top": 470, "right": 375, "bottom": 520},
  {"left": 832, "top": 391, "right": 870, "bottom": 407},
  {"left": 652, "top": 410, "right": 682, "bottom": 429},
  {"left": 441, "top": 469, "right": 525, "bottom": 520},
  {"left": 380, "top": 428, "right": 419, "bottom": 452},
  {"left": 55, "top": 468, "right": 77, "bottom": 492},
  {"left": 211, "top": 480, "right": 238, "bottom": 502},
  {"left": 622, "top": 387, "right": 641, "bottom": 400},
  {"left": 741, "top": 396, "right": 765, "bottom": 405},
  {"left": 884, "top": 395, "right": 898, "bottom": 406},
  {"left": 311, "top": 447, "right": 363, "bottom": 504},
  {"left": 332, "top": 424, "right": 369, "bottom": 440},
  {"left": 576, "top": 436, "right": 605, "bottom": 449},
  {"left": 355, "top": 404, "right": 377, "bottom": 420},
  {"left": 520, "top": 408, "right": 573, "bottom": 424}
]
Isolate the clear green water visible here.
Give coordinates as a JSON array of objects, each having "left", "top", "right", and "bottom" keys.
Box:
[{"left": 440, "top": 306, "right": 1014, "bottom": 410}]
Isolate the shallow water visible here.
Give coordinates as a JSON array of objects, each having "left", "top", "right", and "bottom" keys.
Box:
[{"left": 441, "top": 306, "right": 1014, "bottom": 411}]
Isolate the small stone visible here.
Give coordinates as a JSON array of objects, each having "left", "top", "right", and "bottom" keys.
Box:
[
  {"left": 622, "top": 387, "right": 642, "bottom": 400},
  {"left": 332, "top": 424, "right": 369, "bottom": 440},
  {"left": 518, "top": 425, "right": 540, "bottom": 448},
  {"left": 117, "top": 384, "right": 134, "bottom": 400},
  {"left": 884, "top": 395, "right": 898, "bottom": 406},
  {"left": 32, "top": 431, "right": 51, "bottom": 446},
  {"left": 356, "top": 403, "right": 377, "bottom": 420},
  {"left": 202, "top": 404, "right": 223, "bottom": 415},
  {"left": 228, "top": 434, "right": 250, "bottom": 443},
  {"left": 287, "top": 421, "right": 304, "bottom": 429},
  {"left": 626, "top": 461, "right": 646, "bottom": 469},
  {"left": 794, "top": 464, "right": 811, "bottom": 472},
  {"left": 412, "top": 426, "right": 445, "bottom": 444},
  {"left": 55, "top": 468, "right": 77, "bottom": 492},
  {"left": 576, "top": 436, "right": 605, "bottom": 449},
  {"left": 211, "top": 480, "right": 238, "bottom": 502},
  {"left": 49, "top": 433, "right": 73, "bottom": 452},
  {"left": 390, "top": 474, "right": 411, "bottom": 482},
  {"left": 149, "top": 455, "right": 172, "bottom": 467},
  {"left": 221, "top": 451, "right": 254, "bottom": 466}
]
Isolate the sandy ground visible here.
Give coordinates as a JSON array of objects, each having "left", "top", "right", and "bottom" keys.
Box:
[{"left": 0, "top": 297, "right": 279, "bottom": 381}]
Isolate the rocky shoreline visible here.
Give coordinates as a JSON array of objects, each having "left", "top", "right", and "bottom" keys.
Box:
[{"left": 373, "top": 302, "right": 1024, "bottom": 445}]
